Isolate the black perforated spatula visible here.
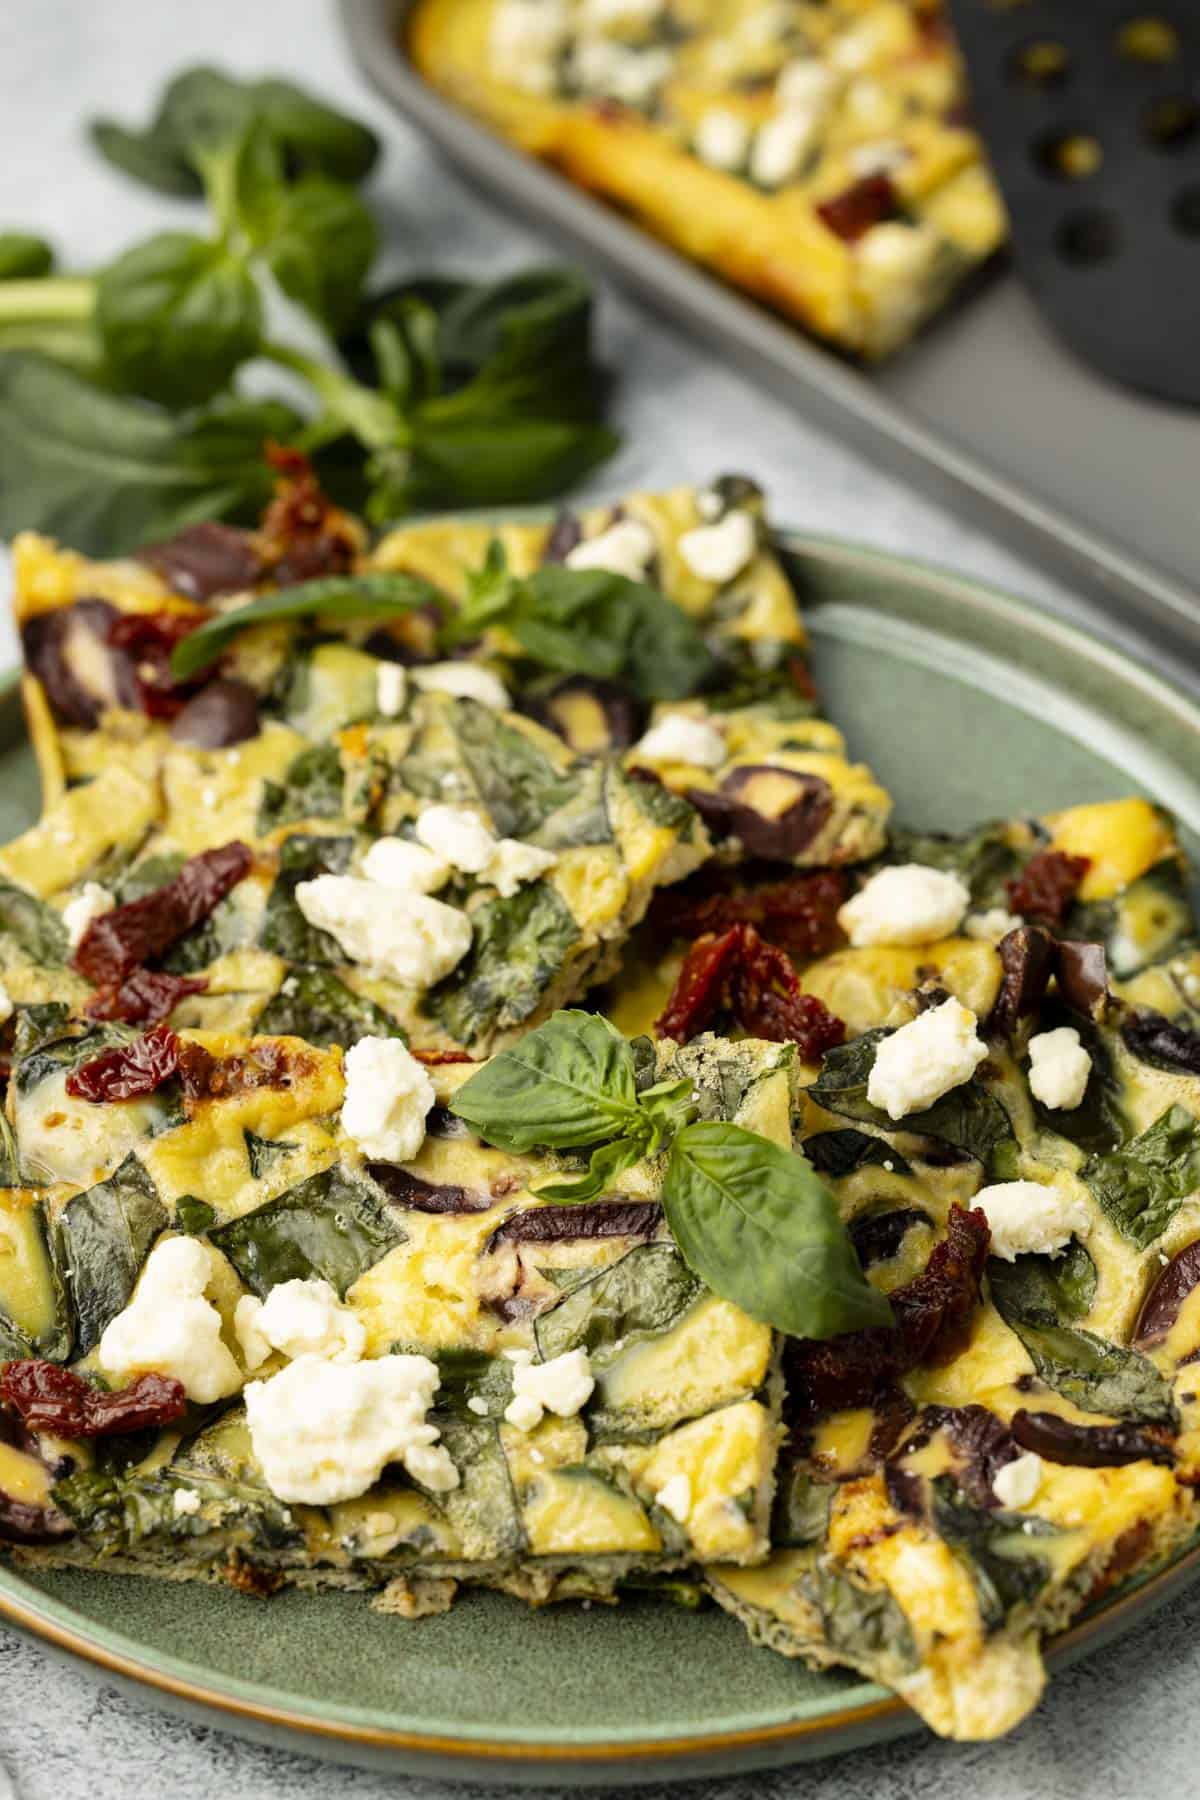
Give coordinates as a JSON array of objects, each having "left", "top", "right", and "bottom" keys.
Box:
[{"left": 946, "top": 1, "right": 1200, "bottom": 406}]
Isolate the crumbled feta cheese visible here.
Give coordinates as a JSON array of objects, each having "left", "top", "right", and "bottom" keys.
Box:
[
  {"left": 965, "top": 907, "right": 1023, "bottom": 943},
  {"left": 566, "top": 516, "right": 656, "bottom": 581},
  {"left": 295, "top": 877, "right": 472, "bottom": 986},
  {"left": 695, "top": 488, "right": 724, "bottom": 520},
  {"left": 655, "top": 1473, "right": 692, "bottom": 1523},
  {"left": 867, "top": 997, "right": 987, "bottom": 1121},
  {"left": 236, "top": 1278, "right": 366, "bottom": 1372},
  {"left": 751, "top": 108, "right": 822, "bottom": 187},
  {"left": 376, "top": 662, "right": 407, "bottom": 718},
  {"left": 830, "top": 18, "right": 887, "bottom": 73},
  {"left": 848, "top": 139, "right": 908, "bottom": 178},
  {"left": 98, "top": 1236, "right": 243, "bottom": 1404},
  {"left": 244, "top": 1352, "right": 459, "bottom": 1505},
  {"left": 993, "top": 1452, "right": 1042, "bottom": 1510},
  {"left": 361, "top": 837, "right": 450, "bottom": 894},
  {"left": 694, "top": 108, "right": 750, "bottom": 171},
  {"left": 0, "top": 983, "right": 12, "bottom": 1027},
  {"left": 411, "top": 662, "right": 510, "bottom": 711},
  {"left": 634, "top": 712, "right": 726, "bottom": 769},
  {"left": 857, "top": 221, "right": 939, "bottom": 283},
  {"left": 578, "top": 0, "right": 661, "bottom": 26},
  {"left": 490, "top": 0, "right": 570, "bottom": 93},
  {"left": 415, "top": 805, "right": 556, "bottom": 898},
  {"left": 571, "top": 38, "right": 673, "bottom": 106},
  {"left": 974, "top": 1180, "right": 1091, "bottom": 1261},
  {"left": 342, "top": 1036, "right": 436, "bottom": 1164},
  {"left": 776, "top": 58, "right": 838, "bottom": 111},
  {"left": 503, "top": 1348, "right": 594, "bottom": 1431},
  {"left": 678, "top": 509, "right": 757, "bottom": 584},
  {"left": 838, "top": 863, "right": 970, "bottom": 948},
  {"left": 172, "top": 1487, "right": 202, "bottom": 1518},
  {"left": 62, "top": 881, "right": 114, "bottom": 950},
  {"left": 467, "top": 1395, "right": 490, "bottom": 1417},
  {"left": 1027, "top": 1027, "right": 1092, "bottom": 1112}
]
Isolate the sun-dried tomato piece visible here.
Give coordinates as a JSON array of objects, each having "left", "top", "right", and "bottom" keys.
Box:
[
  {"left": 0, "top": 1360, "right": 186, "bottom": 1437},
  {"left": 106, "top": 610, "right": 208, "bottom": 719},
  {"left": 175, "top": 1037, "right": 309, "bottom": 1101},
  {"left": 816, "top": 173, "right": 899, "bottom": 242},
  {"left": 1006, "top": 849, "right": 1091, "bottom": 927},
  {"left": 656, "top": 923, "right": 847, "bottom": 1057},
  {"left": 412, "top": 1048, "right": 477, "bottom": 1066},
  {"left": 649, "top": 865, "right": 846, "bottom": 958},
  {"left": 786, "top": 1205, "right": 990, "bottom": 1413},
  {"left": 74, "top": 841, "right": 252, "bottom": 989},
  {"left": 260, "top": 443, "right": 357, "bottom": 584},
  {"left": 66, "top": 1023, "right": 182, "bottom": 1102},
  {"left": 1011, "top": 1408, "right": 1174, "bottom": 1469},
  {"left": 86, "top": 968, "right": 209, "bottom": 1028}
]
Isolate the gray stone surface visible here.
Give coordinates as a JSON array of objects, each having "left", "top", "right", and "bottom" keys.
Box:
[{"left": 0, "top": 3, "right": 1194, "bottom": 1795}]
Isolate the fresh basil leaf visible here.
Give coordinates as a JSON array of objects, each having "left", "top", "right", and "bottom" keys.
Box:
[
  {"left": 638, "top": 1075, "right": 701, "bottom": 1148},
  {"left": 450, "top": 1010, "right": 643, "bottom": 1151},
  {"left": 371, "top": 418, "right": 618, "bottom": 520},
  {"left": 1081, "top": 1104, "right": 1200, "bottom": 1249},
  {"left": 210, "top": 1165, "right": 404, "bottom": 1297},
  {"left": 255, "top": 965, "right": 405, "bottom": 1050},
  {"left": 534, "top": 1241, "right": 702, "bottom": 1364},
  {"left": 0, "top": 234, "right": 54, "bottom": 281},
  {"left": 57, "top": 1154, "right": 168, "bottom": 1356},
  {"left": 96, "top": 232, "right": 263, "bottom": 408},
  {"left": 662, "top": 1122, "right": 893, "bottom": 1340},
  {"left": 987, "top": 1240, "right": 1097, "bottom": 1326},
  {"left": 0, "top": 352, "right": 294, "bottom": 555},
  {"left": 90, "top": 121, "right": 203, "bottom": 197},
  {"left": 259, "top": 177, "right": 377, "bottom": 334},
  {"left": 535, "top": 1132, "right": 650, "bottom": 1203},
  {"left": 428, "top": 883, "right": 581, "bottom": 1050},
  {"left": 171, "top": 571, "right": 439, "bottom": 679},
  {"left": 250, "top": 78, "right": 379, "bottom": 184}
]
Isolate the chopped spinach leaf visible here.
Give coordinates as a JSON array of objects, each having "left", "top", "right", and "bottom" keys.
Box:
[
  {"left": 798, "top": 1560, "right": 920, "bottom": 1673},
  {"left": 210, "top": 1164, "right": 404, "bottom": 1297},
  {"left": 256, "top": 743, "right": 345, "bottom": 834},
  {"left": 444, "top": 699, "right": 578, "bottom": 840},
  {"left": 1029, "top": 1011, "right": 1127, "bottom": 1155},
  {"left": 0, "top": 879, "right": 67, "bottom": 966},
  {"left": 929, "top": 1474, "right": 1055, "bottom": 1629},
  {"left": 535, "top": 1241, "right": 702, "bottom": 1366},
  {"left": 244, "top": 1130, "right": 298, "bottom": 1180},
  {"left": 772, "top": 1463, "right": 834, "bottom": 1548},
  {"left": 174, "top": 1195, "right": 216, "bottom": 1235},
  {"left": 428, "top": 880, "right": 579, "bottom": 1048},
  {"left": 255, "top": 965, "right": 405, "bottom": 1048},
  {"left": 258, "top": 833, "right": 354, "bottom": 964},
  {"left": 802, "top": 1130, "right": 911, "bottom": 1180},
  {"left": 57, "top": 1154, "right": 167, "bottom": 1355},
  {"left": 1081, "top": 1105, "right": 1200, "bottom": 1249},
  {"left": 987, "top": 1240, "right": 1097, "bottom": 1327}
]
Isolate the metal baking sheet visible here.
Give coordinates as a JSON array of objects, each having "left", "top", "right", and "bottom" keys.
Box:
[{"left": 340, "top": 0, "right": 1200, "bottom": 656}]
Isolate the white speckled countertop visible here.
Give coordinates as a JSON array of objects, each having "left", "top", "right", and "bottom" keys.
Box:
[{"left": 0, "top": 4, "right": 1196, "bottom": 1795}]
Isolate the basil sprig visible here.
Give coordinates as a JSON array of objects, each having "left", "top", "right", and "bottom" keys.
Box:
[
  {"left": 450, "top": 1011, "right": 891, "bottom": 1341},
  {"left": 454, "top": 540, "right": 719, "bottom": 702},
  {"left": 169, "top": 570, "right": 442, "bottom": 678}
]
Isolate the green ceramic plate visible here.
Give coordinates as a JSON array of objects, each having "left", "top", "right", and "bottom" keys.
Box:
[{"left": 1, "top": 531, "right": 1198, "bottom": 1787}]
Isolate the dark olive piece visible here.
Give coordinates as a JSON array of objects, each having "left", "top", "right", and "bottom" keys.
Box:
[
  {"left": 169, "top": 679, "right": 261, "bottom": 748},
  {"left": 1133, "top": 1239, "right": 1200, "bottom": 1348},
  {"left": 137, "top": 521, "right": 264, "bottom": 601},
  {"left": 1056, "top": 940, "right": 1109, "bottom": 1019},
  {"left": 1010, "top": 1408, "right": 1174, "bottom": 1468},
  {"left": 1121, "top": 1007, "right": 1200, "bottom": 1075},
  {"left": 686, "top": 767, "right": 833, "bottom": 860},
  {"left": 485, "top": 1200, "right": 662, "bottom": 1253},
  {"left": 21, "top": 599, "right": 139, "bottom": 727},
  {"left": 366, "top": 1165, "right": 492, "bottom": 1214},
  {"left": 990, "top": 925, "right": 1055, "bottom": 1037},
  {"left": 521, "top": 675, "right": 643, "bottom": 753},
  {"left": 541, "top": 510, "right": 583, "bottom": 564}
]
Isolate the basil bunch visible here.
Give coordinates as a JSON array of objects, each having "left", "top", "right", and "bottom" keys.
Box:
[
  {"left": 450, "top": 1012, "right": 892, "bottom": 1341},
  {"left": 0, "top": 68, "right": 617, "bottom": 554}
]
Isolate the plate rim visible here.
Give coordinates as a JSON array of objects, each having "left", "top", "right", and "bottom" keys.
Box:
[{"left": 1, "top": 524, "right": 1198, "bottom": 1774}]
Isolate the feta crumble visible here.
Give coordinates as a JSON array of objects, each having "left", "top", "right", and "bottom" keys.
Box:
[
  {"left": 776, "top": 57, "right": 838, "bottom": 111},
  {"left": 244, "top": 1352, "right": 459, "bottom": 1505},
  {"left": 294, "top": 876, "right": 473, "bottom": 985},
  {"left": 866, "top": 997, "right": 987, "bottom": 1121},
  {"left": 415, "top": 805, "right": 556, "bottom": 898},
  {"left": 993, "top": 1451, "right": 1042, "bottom": 1510},
  {"left": 490, "top": 0, "right": 570, "bottom": 93},
  {"left": 235, "top": 1278, "right": 366, "bottom": 1371},
  {"left": 411, "top": 662, "right": 510, "bottom": 711},
  {"left": 694, "top": 108, "right": 750, "bottom": 171},
  {"left": 566, "top": 516, "right": 656, "bottom": 582},
  {"left": 172, "top": 1488, "right": 203, "bottom": 1518},
  {"left": 98, "top": 1236, "right": 243, "bottom": 1404},
  {"left": 361, "top": 836, "right": 450, "bottom": 894},
  {"left": 0, "top": 982, "right": 12, "bottom": 1028},
  {"left": 1027, "top": 1027, "right": 1092, "bottom": 1112},
  {"left": 375, "top": 662, "right": 407, "bottom": 718},
  {"left": 655, "top": 1473, "right": 692, "bottom": 1524},
  {"left": 62, "top": 881, "right": 114, "bottom": 950},
  {"left": 570, "top": 38, "right": 674, "bottom": 107},
  {"left": 974, "top": 1180, "right": 1091, "bottom": 1261},
  {"left": 342, "top": 1036, "right": 436, "bottom": 1164},
  {"left": 751, "top": 109, "right": 822, "bottom": 188},
  {"left": 838, "top": 863, "right": 970, "bottom": 948},
  {"left": 964, "top": 907, "right": 1023, "bottom": 943},
  {"left": 633, "top": 712, "right": 726, "bottom": 769},
  {"left": 678, "top": 509, "right": 757, "bottom": 584},
  {"left": 503, "top": 1349, "right": 595, "bottom": 1432}
]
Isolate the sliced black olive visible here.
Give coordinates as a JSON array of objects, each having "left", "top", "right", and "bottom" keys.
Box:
[
  {"left": 522, "top": 675, "right": 643, "bottom": 753},
  {"left": 1011, "top": 1407, "right": 1174, "bottom": 1468},
  {"left": 366, "top": 1165, "right": 491, "bottom": 1214},
  {"left": 1133, "top": 1239, "right": 1200, "bottom": 1348},
  {"left": 989, "top": 925, "right": 1055, "bottom": 1037},
  {"left": 541, "top": 510, "right": 583, "bottom": 564},
  {"left": 485, "top": 1200, "right": 662, "bottom": 1252},
  {"left": 1121, "top": 1007, "right": 1200, "bottom": 1075},
  {"left": 169, "top": 678, "right": 261, "bottom": 748},
  {"left": 21, "top": 599, "right": 139, "bottom": 727},
  {"left": 686, "top": 767, "right": 833, "bottom": 861},
  {"left": 425, "top": 1104, "right": 471, "bottom": 1140},
  {"left": 137, "top": 521, "right": 265, "bottom": 601},
  {"left": 1056, "top": 940, "right": 1109, "bottom": 1019},
  {"left": 0, "top": 1490, "right": 74, "bottom": 1545},
  {"left": 904, "top": 1402, "right": 1019, "bottom": 1509}
]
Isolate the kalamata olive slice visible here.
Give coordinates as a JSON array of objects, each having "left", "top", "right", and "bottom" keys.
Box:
[
  {"left": 138, "top": 521, "right": 264, "bottom": 601},
  {"left": 169, "top": 678, "right": 261, "bottom": 748},
  {"left": 687, "top": 767, "right": 833, "bottom": 861},
  {"left": 989, "top": 925, "right": 1055, "bottom": 1037},
  {"left": 21, "top": 599, "right": 139, "bottom": 727},
  {"left": 1133, "top": 1239, "right": 1200, "bottom": 1348},
  {"left": 0, "top": 1492, "right": 74, "bottom": 1545},
  {"left": 425, "top": 1104, "right": 471, "bottom": 1139},
  {"left": 522, "top": 676, "right": 643, "bottom": 753},
  {"left": 1121, "top": 1008, "right": 1200, "bottom": 1076},
  {"left": 1011, "top": 1408, "right": 1174, "bottom": 1468},
  {"left": 485, "top": 1200, "right": 662, "bottom": 1252},
  {"left": 366, "top": 1165, "right": 491, "bottom": 1214},
  {"left": 541, "top": 510, "right": 583, "bottom": 564},
  {"left": 1057, "top": 940, "right": 1109, "bottom": 1019},
  {"left": 908, "top": 1402, "right": 1019, "bottom": 1507}
]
